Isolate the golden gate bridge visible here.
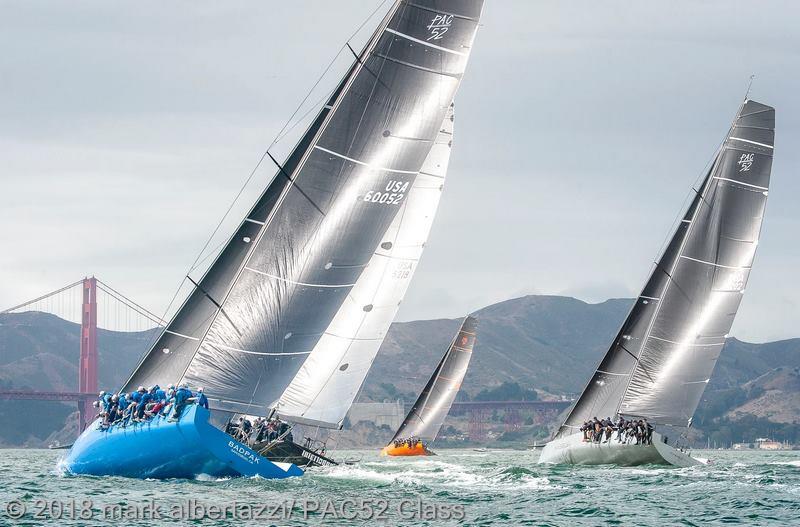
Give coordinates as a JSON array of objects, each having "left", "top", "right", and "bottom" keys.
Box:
[
  {"left": 0, "top": 278, "right": 571, "bottom": 441},
  {"left": 0, "top": 277, "right": 163, "bottom": 432}
]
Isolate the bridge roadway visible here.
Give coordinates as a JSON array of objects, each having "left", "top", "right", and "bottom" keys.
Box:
[{"left": 0, "top": 390, "right": 98, "bottom": 430}]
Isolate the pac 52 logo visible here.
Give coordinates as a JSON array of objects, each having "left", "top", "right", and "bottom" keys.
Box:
[{"left": 427, "top": 13, "right": 453, "bottom": 41}]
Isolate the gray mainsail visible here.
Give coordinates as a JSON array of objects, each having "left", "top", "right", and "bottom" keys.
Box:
[
  {"left": 556, "top": 100, "right": 775, "bottom": 437},
  {"left": 391, "top": 316, "right": 477, "bottom": 443},
  {"left": 124, "top": 0, "right": 484, "bottom": 426}
]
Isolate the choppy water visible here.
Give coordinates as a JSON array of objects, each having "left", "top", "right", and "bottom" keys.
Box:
[{"left": 0, "top": 448, "right": 798, "bottom": 526}]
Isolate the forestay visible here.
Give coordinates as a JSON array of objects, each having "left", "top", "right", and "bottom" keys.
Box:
[{"left": 556, "top": 100, "right": 775, "bottom": 437}]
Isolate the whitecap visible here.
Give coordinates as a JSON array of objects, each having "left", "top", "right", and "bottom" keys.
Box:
[{"left": 769, "top": 460, "right": 800, "bottom": 468}]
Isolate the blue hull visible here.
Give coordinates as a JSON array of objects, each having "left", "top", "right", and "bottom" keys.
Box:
[{"left": 63, "top": 405, "right": 303, "bottom": 479}]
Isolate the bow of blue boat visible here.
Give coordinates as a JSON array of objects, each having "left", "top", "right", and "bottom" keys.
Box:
[{"left": 63, "top": 405, "right": 303, "bottom": 480}]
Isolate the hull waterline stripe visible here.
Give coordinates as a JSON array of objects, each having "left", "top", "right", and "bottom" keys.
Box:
[
  {"left": 244, "top": 266, "right": 356, "bottom": 288},
  {"left": 166, "top": 330, "right": 200, "bottom": 341},
  {"left": 314, "top": 145, "right": 418, "bottom": 174},
  {"left": 713, "top": 176, "right": 769, "bottom": 191},
  {"left": 728, "top": 136, "right": 773, "bottom": 149},
  {"left": 678, "top": 255, "right": 751, "bottom": 270},
  {"left": 385, "top": 28, "right": 467, "bottom": 56}
]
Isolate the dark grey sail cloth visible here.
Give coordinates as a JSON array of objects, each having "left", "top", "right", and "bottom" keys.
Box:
[
  {"left": 556, "top": 100, "right": 775, "bottom": 438},
  {"left": 391, "top": 316, "right": 477, "bottom": 443},
  {"left": 124, "top": 0, "right": 484, "bottom": 421}
]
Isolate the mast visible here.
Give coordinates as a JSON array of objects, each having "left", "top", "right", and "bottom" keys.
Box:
[
  {"left": 556, "top": 99, "right": 775, "bottom": 437},
  {"left": 125, "top": 0, "right": 485, "bottom": 427}
]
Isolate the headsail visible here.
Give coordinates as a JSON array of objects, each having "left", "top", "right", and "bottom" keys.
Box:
[
  {"left": 556, "top": 100, "right": 775, "bottom": 437},
  {"left": 391, "top": 316, "right": 477, "bottom": 443},
  {"left": 124, "top": 0, "right": 484, "bottom": 426},
  {"left": 274, "top": 105, "right": 458, "bottom": 427}
]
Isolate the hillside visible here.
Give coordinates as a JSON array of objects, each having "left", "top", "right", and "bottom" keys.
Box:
[
  {"left": 1, "top": 295, "right": 797, "bottom": 447},
  {"left": 0, "top": 312, "right": 155, "bottom": 446}
]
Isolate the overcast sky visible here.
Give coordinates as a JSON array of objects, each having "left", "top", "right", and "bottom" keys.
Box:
[{"left": 1, "top": 1, "right": 798, "bottom": 343}]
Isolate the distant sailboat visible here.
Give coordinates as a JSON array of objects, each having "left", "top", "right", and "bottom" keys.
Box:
[
  {"left": 539, "top": 99, "right": 775, "bottom": 467},
  {"left": 381, "top": 316, "right": 477, "bottom": 456},
  {"left": 64, "top": 0, "right": 485, "bottom": 479}
]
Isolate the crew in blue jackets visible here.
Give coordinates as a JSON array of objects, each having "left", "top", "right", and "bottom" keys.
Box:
[
  {"left": 154, "top": 385, "right": 166, "bottom": 403},
  {"left": 170, "top": 384, "right": 192, "bottom": 421},
  {"left": 136, "top": 387, "right": 153, "bottom": 421}
]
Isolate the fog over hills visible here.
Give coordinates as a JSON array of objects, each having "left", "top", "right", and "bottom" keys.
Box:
[{"left": 1, "top": 295, "right": 798, "bottom": 447}]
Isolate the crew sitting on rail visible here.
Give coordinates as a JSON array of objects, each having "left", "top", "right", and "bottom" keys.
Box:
[
  {"left": 92, "top": 383, "right": 206, "bottom": 429},
  {"left": 135, "top": 386, "right": 152, "bottom": 421},
  {"left": 392, "top": 437, "right": 422, "bottom": 450},
  {"left": 580, "top": 416, "right": 654, "bottom": 446},
  {"left": 168, "top": 383, "right": 192, "bottom": 421}
]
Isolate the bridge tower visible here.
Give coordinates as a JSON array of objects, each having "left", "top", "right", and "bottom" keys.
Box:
[{"left": 78, "top": 277, "right": 98, "bottom": 431}]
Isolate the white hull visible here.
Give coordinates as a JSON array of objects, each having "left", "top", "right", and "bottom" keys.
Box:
[{"left": 538, "top": 432, "right": 703, "bottom": 468}]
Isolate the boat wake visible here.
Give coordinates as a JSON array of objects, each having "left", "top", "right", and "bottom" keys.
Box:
[{"left": 317, "top": 460, "right": 561, "bottom": 491}]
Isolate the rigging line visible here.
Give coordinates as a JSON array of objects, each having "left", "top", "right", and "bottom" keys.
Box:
[
  {"left": 270, "top": 46, "right": 347, "bottom": 148},
  {"left": 153, "top": 0, "right": 393, "bottom": 322},
  {"left": 745, "top": 74, "right": 755, "bottom": 101},
  {"left": 271, "top": 0, "right": 390, "bottom": 147},
  {"left": 266, "top": 152, "right": 325, "bottom": 216},
  {"left": 186, "top": 276, "right": 223, "bottom": 311},
  {"left": 1, "top": 279, "right": 84, "bottom": 314},
  {"left": 178, "top": 1, "right": 396, "bottom": 399},
  {"left": 188, "top": 148, "right": 272, "bottom": 274},
  {"left": 272, "top": 88, "right": 338, "bottom": 146},
  {"left": 145, "top": 7, "right": 387, "bottom": 345},
  {"left": 346, "top": 43, "right": 391, "bottom": 92},
  {"left": 95, "top": 280, "right": 165, "bottom": 325},
  {"left": 347, "top": 0, "right": 392, "bottom": 43},
  {"left": 96, "top": 286, "right": 163, "bottom": 328}
]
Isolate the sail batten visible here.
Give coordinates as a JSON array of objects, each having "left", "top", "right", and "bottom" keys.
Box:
[{"left": 557, "top": 99, "right": 775, "bottom": 436}]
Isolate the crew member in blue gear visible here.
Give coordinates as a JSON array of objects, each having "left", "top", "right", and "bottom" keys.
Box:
[
  {"left": 135, "top": 387, "right": 152, "bottom": 421},
  {"left": 131, "top": 386, "right": 144, "bottom": 406},
  {"left": 99, "top": 391, "right": 112, "bottom": 412},
  {"left": 169, "top": 383, "right": 191, "bottom": 421},
  {"left": 116, "top": 392, "right": 129, "bottom": 423},
  {"left": 195, "top": 387, "right": 209, "bottom": 410},
  {"left": 154, "top": 385, "right": 166, "bottom": 403}
]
